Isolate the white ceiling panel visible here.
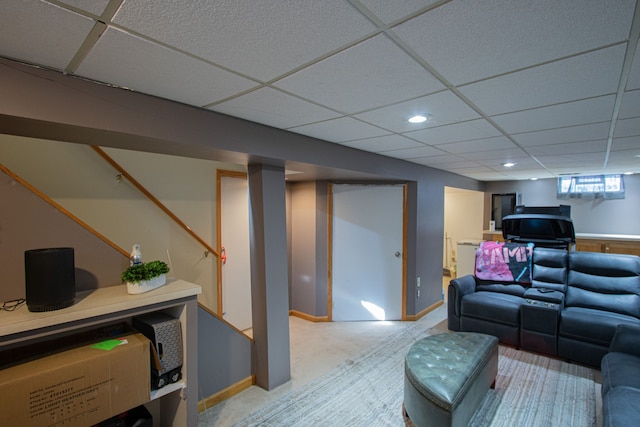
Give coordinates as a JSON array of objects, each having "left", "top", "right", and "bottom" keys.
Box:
[
  {"left": 209, "top": 87, "right": 341, "bottom": 129},
  {"left": 607, "top": 150, "right": 640, "bottom": 170},
  {"left": 459, "top": 45, "right": 626, "bottom": 115},
  {"left": 409, "top": 154, "right": 473, "bottom": 166},
  {"left": 612, "top": 135, "right": 640, "bottom": 151},
  {"left": 59, "top": 0, "right": 110, "bottom": 16},
  {"left": 2, "top": 0, "right": 639, "bottom": 180},
  {"left": 289, "top": 117, "right": 388, "bottom": 142},
  {"left": 512, "top": 123, "right": 611, "bottom": 148},
  {"left": 77, "top": 28, "right": 258, "bottom": 107},
  {"left": 356, "top": 0, "right": 440, "bottom": 24},
  {"left": 382, "top": 145, "right": 447, "bottom": 159},
  {"left": 461, "top": 147, "right": 530, "bottom": 162},
  {"left": 112, "top": 0, "right": 377, "bottom": 81},
  {"left": 392, "top": 0, "right": 636, "bottom": 85},
  {"left": 614, "top": 117, "right": 640, "bottom": 138},
  {"left": 340, "top": 134, "right": 423, "bottom": 152},
  {"left": 436, "top": 136, "right": 517, "bottom": 154},
  {"left": 354, "top": 90, "right": 480, "bottom": 133},
  {"left": 405, "top": 119, "right": 502, "bottom": 145},
  {"left": 627, "top": 43, "right": 640, "bottom": 90},
  {"left": 527, "top": 140, "right": 607, "bottom": 156},
  {"left": 0, "top": 0, "right": 94, "bottom": 70},
  {"left": 274, "top": 34, "right": 445, "bottom": 114},
  {"left": 492, "top": 96, "right": 616, "bottom": 134},
  {"left": 619, "top": 90, "right": 640, "bottom": 119}
]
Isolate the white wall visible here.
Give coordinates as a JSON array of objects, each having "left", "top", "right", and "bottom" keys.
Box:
[
  {"left": 443, "top": 187, "right": 484, "bottom": 271},
  {"left": 485, "top": 176, "right": 640, "bottom": 235},
  {"left": 0, "top": 134, "right": 245, "bottom": 311}
]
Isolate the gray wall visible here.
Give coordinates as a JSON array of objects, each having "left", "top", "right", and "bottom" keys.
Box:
[
  {"left": 197, "top": 307, "right": 252, "bottom": 401},
  {"left": 289, "top": 181, "right": 330, "bottom": 318},
  {"left": 485, "top": 175, "right": 640, "bottom": 235}
]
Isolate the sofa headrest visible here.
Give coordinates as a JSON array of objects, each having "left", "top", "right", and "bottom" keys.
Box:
[
  {"left": 569, "top": 251, "right": 640, "bottom": 277},
  {"left": 566, "top": 251, "right": 640, "bottom": 318},
  {"left": 531, "top": 247, "right": 568, "bottom": 292}
]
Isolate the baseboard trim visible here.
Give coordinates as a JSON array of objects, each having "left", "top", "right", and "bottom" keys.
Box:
[
  {"left": 405, "top": 300, "right": 444, "bottom": 321},
  {"left": 198, "top": 375, "right": 255, "bottom": 413},
  {"left": 289, "top": 310, "right": 330, "bottom": 322}
]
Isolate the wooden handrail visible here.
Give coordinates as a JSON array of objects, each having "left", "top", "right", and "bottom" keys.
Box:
[
  {"left": 0, "top": 163, "right": 129, "bottom": 259},
  {"left": 91, "top": 146, "right": 219, "bottom": 259}
]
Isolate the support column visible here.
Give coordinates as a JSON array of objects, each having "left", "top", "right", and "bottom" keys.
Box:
[{"left": 247, "top": 163, "right": 291, "bottom": 390}]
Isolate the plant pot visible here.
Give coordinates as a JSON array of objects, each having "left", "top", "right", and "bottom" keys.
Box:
[{"left": 127, "top": 274, "right": 167, "bottom": 295}]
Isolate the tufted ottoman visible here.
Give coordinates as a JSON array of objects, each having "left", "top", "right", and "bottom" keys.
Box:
[{"left": 403, "top": 332, "right": 498, "bottom": 427}]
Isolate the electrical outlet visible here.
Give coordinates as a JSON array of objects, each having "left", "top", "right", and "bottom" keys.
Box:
[{"left": 417, "top": 277, "right": 421, "bottom": 288}]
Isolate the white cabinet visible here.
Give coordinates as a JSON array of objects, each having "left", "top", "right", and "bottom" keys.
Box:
[
  {"left": 456, "top": 240, "right": 482, "bottom": 278},
  {"left": 0, "top": 279, "right": 201, "bottom": 427}
]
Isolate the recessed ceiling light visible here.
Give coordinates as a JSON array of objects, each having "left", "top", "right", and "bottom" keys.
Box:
[
  {"left": 502, "top": 162, "right": 516, "bottom": 168},
  {"left": 623, "top": 171, "right": 634, "bottom": 175},
  {"left": 530, "top": 177, "right": 538, "bottom": 180},
  {"left": 408, "top": 114, "right": 431, "bottom": 124}
]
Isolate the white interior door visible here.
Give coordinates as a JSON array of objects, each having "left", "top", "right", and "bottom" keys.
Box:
[
  {"left": 221, "top": 175, "right": 252, "bottom": 331},
  {"left": 331, "top": 184, "right": 404, "bottom": 321}
]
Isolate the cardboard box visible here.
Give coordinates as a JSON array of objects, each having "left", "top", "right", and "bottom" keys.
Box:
[{"left": 0, "top": 333, "right": 150, "bottom": 427}]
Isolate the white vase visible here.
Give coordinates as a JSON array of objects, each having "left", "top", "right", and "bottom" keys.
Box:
[{"left": 127, "top": 274, "right": 167, "bottom": 295}]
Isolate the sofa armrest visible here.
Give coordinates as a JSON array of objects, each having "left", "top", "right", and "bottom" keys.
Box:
[
  {"left": 523, "top": 288, "right": 565, "bottom": 306},
  {"left": 447, "top": 275, "right": 477, "bottom": 331},
  {"left": 450, "top": 274, "right": 477, "bottom": 296},
  {"left": 609, "top": 324, "right": 640, "bottom": 357}
]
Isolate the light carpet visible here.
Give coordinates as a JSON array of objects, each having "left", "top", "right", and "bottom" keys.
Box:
[{"left": 235, "top": 321, "right": 596, "bottom": 427}]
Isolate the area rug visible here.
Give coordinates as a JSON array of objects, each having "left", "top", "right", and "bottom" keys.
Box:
[{"left": 235, "top": 322, "right": 596, "bottom": 426}]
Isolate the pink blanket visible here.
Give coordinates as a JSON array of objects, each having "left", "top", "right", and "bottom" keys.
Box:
[{"left": 475, "top": 241, "right": 534, "bottom": 283}]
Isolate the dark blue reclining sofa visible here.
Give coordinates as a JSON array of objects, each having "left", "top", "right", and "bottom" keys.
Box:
[{"left": 448, "top": 247, "right": 640, "bottom": 367}]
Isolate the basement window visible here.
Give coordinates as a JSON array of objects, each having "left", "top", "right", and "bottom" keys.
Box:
[{"left": 557, "top": 174, "right": 625, "bottom": 199}]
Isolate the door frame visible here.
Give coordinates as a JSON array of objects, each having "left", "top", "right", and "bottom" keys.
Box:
[{"left": 327, "top": 183, "right": 408, "bottom": 321}]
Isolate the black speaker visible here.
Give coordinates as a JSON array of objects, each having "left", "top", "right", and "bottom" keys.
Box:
[{"left": 24, "top": 247, "right": 76, "bottom": 312}]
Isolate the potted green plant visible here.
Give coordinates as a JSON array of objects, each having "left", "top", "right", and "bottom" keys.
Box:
[{"left": 122, "top": 260, "right": 170, "bottom": 294}]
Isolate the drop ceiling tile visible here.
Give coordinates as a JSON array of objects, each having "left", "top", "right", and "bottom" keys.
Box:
[
  {"left": 612, "top": 135, "right": 640, "bottom": 151},
  {"left": 537, "top": 152, "right": 604, "bottom": 166},
  {"left": 459, "top": 45, "right": 626, "bottom": 115},
  {"left": 274, "top": 34, "right": 445, "bottom": 114},
  {"left": 405, "top": 119, "right": 502, "bottom": 145},
  {"left": 357, "top": 0, "right": 440, "bottom": 24},
  {"left": 614, "top": 117, "right": 640, "bottom": 138},
  {"left": 113, "top": 0, "right": 377, "bottom": 81},
  {"left": 606, "top": 150, "right": 640, "bottom": 170},
  {"left": 408, "top": 153, "right": 470, "bottom": 166},
  {"left": 288, "top": 117, "right": 388, "bottom": 143},
  {"left": 461, "top": 147, "right": 529, "bottom": 162},
  {"left": 527, "top": 140, "right": 607, "bottom": 156},
  {"left": 464, "top": 171, "right": 519, "bottom": 181},
  {"left": 512, "top": 122, "right": 611, "bottom": 147},
  {"left": 500, "top": 168, "right": 555, "bottom": 180},
  {"left": 59, "top": 0, "right": 110, "bottom": 15},
  {"left": 492, "top": 95, "right": 616, "bottom": 134},
  {"left": 76, "top": 27, "right": 258, "bottom": 107},
  {"left": 392, "top": 0, "right": 635, "bottom": 85},
  {"left": 382, "top": 145, "right": 446, "bottom": 159},
  {"left": 619, "top": 89, "right": 640, "bottom": 119},
  {"left": 341, "top": 135, "right": 423, "bottom": 152},
  {"left": 627, "top": 43, "right": 640, "bottom": 90},
  {"left": 436, "top": 136, "right": 516, "bottom": 154},
  {"left": 0, "top": 1, "right": 94, "bottom": 70},
  {"left": 209, "top": 87, "right": 341, "bottom": 129},
  {"left": 354, "top": 90, "right": 479, "bottom": 133}
]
